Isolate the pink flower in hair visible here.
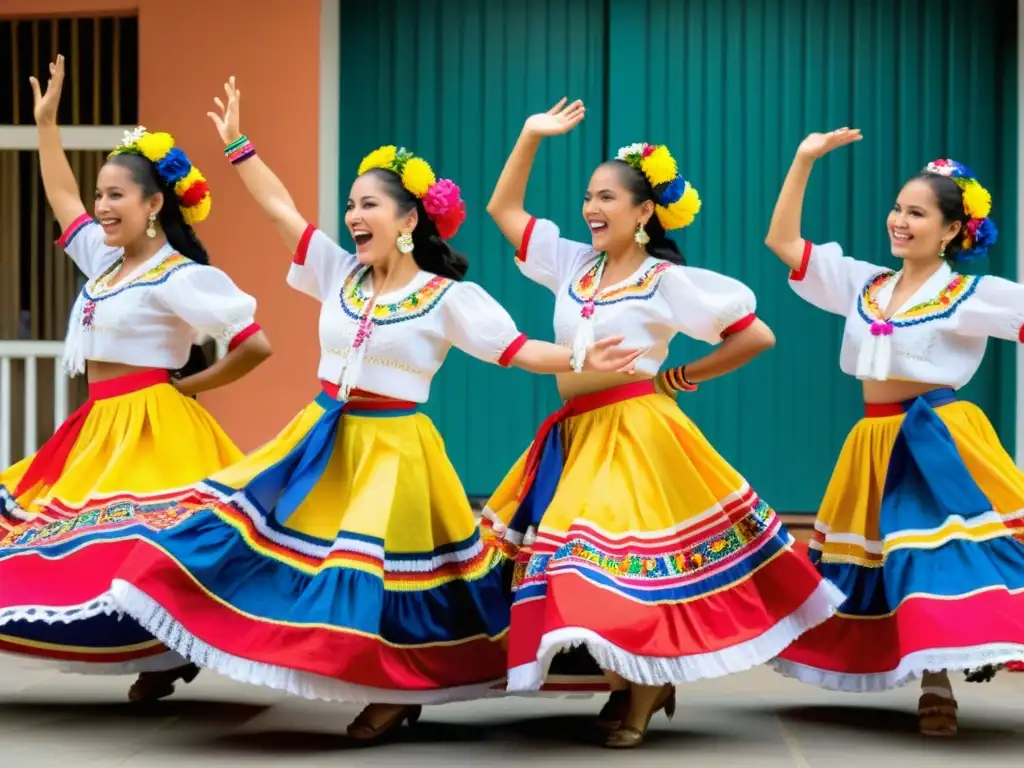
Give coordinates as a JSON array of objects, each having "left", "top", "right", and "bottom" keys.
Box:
[
  {"left": 966, "top": 218, "right": 982, "bottom": 236},
  {"left": 423, "top": 178, "right": 462, "bottom": 218},
  {"left": 423, "top": 179, "right": 466, "bottom": 239}
]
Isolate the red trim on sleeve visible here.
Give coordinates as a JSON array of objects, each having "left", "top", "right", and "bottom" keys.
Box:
[
  {"left": 56, "top": 213, "right": 95, "bottom": 247},
  {"left": 788, "top": 239, "right": 813, "bottom": 282},
  {"left": 721, "top": 313, "right": 756, "bottom": 337},
  {"left": 293, "top": 225, "right": 316, "bottom": 265},
  {"left": 497, "top": 333, "right": 528, "bottom": 367},
  {"left": 1018, "top": 324, "right": 1024, "bottom": 344},
  {"left": 514, "top": 217, "right": 538, "bottom": 263},
  {"left": 228, "top": 323, "right": 262, "bottom": 352}
]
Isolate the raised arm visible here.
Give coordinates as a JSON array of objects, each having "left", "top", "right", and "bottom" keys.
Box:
[
  {"left": 208, "top": 77, "right": 308, "bottom": 252},
  {"left": 29, "top": 55, "right": 88, "bottom": 232},
  {"left": 764, "top": 128, "right": 862, "bottom": 271},
  {"left": 485, "top": 98, "right": 586, "bottom": 251}
]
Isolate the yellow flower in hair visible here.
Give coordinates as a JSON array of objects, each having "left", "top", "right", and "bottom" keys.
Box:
[
  {"left": 135, "top": 132, "right": 175, "bottom": 163},
  {"left": 640, "top": 146, "right": 678, "bottom": 187},
  {"left": 960, "top": 180, "right": 992, "bottom": 219},
  {"left": 182, "top": 193, "right": 212, "bottom": 226},
  {"left": 402, "top": 157, "right": 436, "bottom": 197},
  {"left": 656, "top": 182, "right": 702, "bottom": 230},
  {"left": 358, "top": 145, "right": 398, "bottom": 176}
]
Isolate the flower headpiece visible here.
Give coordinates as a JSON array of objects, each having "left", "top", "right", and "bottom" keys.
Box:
[
  {"left": 923, "top": 158, "right": 998, "bottom": 261},
  {"left": 357, "top": 146, "right": 466, "bottom": 240},
  {"left": 615, "top": 143, "right": 701, "bottom": 231},
  {"left": 108, "top": 127, "right": 212, "bottom": 226}
]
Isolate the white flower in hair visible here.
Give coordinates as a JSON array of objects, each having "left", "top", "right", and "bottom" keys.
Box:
[
  {"left": 616, "top": 143, "right": 647, "bottom": 160},
  {"left": 925, "top": 160, "right": 955, "bottom": 176},
  {"left": 119, "top": 126, "right": 147, "bottom": 147}
]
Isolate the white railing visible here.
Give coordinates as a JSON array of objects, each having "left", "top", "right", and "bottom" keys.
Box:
[{"left": 0, "top": 341, "right": 68, "bottom": 468}]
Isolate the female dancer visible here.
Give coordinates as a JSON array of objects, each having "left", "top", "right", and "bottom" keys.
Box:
[
  {"left": 765, "top": 128, "right": 1024, "bottom": 736},
  {"left": 0, "top": 56, "right": 271, "bottom": 701},
  {"left": 480, "top": 99, "right": 846, "bottom": 749},
  {"left": 105, "top": 78, "right": 641, "bottom": 743}
]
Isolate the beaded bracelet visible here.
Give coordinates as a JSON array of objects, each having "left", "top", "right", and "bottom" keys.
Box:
[
  {"left": 224, "top": 135, "right": 256, "bottom": 165},
  {"left": 660, "top": 365, "right": 698, "bottom": 393}
]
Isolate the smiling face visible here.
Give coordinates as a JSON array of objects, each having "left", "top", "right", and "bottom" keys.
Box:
[
  {"left": 345, "top": 170, "right": 418, "bottom": 266},
  {"left": 582, "top": 162, "right": 654, "bottom": 254},
  {"left": 887, "top": 177, "right": 965, "bottom": 263},
  {"left": 94, "top": 160, "right": 164, "bottom": 248}
]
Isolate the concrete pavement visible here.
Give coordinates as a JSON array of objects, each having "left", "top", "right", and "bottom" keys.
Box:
[{"left": 1, "top": 657, "right": 1022, "bottom": 766}]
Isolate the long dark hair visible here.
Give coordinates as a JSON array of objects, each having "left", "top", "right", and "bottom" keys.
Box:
[
  {"left": 362, "top": 168, "right": 468, "bottom": 280},
  {"left": 106, "top": 153, "right": 212, "bottom": 385},
  {"left": 603, "top": 159, "right": 686, "bottom": 265},
  {"left": 910, "top": 171, "right": 970, "bottom": 262}
]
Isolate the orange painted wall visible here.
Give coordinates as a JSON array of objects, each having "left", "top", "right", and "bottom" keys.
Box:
[{"left": 3, "top": 0, "right": 324, "bottom": 451}]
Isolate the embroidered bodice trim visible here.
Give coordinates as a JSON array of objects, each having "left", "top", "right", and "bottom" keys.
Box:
[
  {"left": 339, "top": 265, "right": 454, "bottom": 325},
  {"left": 856, "top": 270, "right": 980, "bottom": 329},
  {"left": 567, "top": 258, "right": 672, "bottom": 306},
  {"left": 83, "top": 253, "right": 196, "bottom": 302}
]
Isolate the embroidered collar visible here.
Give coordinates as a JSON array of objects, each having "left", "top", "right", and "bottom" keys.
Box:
[
  {"left": 83, "top": 249, "right": 194, "bottom": 302},
  {"left": 857, "top": 266, "right": 978, "bottom": 328},
  {"left": 568, "top": 256, "right": 671, "bottom": 306},
  {"left": 340, "top": 265, "right": 453, "bottom": 325}
]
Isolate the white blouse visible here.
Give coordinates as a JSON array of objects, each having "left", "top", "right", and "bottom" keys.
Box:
[
  {"left": 789, "top": 239, "right": 1024, "bottom": 388},
  {"left": 59, "top": 214, "right": 260, "bottom": 376},
  {"left": 288, "top": 225, "right": 526, "bottom": 402},
  {"left": 515, "top": 217, "right": 758, "bottom": 375}
]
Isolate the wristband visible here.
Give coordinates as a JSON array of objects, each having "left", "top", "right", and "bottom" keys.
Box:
[{"left": 225, "top": 135, "right": 256, "bottom": 165}]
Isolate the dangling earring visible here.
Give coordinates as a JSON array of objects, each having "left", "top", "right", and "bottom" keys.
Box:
[
  {"left": 397, "top": 232, "right": 414, "bottom": 254},
  {"left": 939, "top": 242, "right": 947, "bottom": 259},
  {"left": 634, "top": 222, "right": 650, "bottom": 246},
  {"left": 146, "top": 213, "right": 157, "bottom": 238}
]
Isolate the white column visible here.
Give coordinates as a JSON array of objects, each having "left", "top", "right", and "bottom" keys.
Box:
[{"left": 318, "top": 0, "right": 341, "bottom": 241}]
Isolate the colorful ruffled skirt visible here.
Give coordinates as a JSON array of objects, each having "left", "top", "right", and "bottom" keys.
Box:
[
  {"left": 107, "top": 385, "right": 510, "bottom": 704},
  {"left": 481, "top": 379, "right": 845, "bottom": 691},
  {"left": 0, "top": 369, "right": 242, "bottom": 672},
  {"left": 773, "top": 388, "right": 1024, "bottom": 691}
]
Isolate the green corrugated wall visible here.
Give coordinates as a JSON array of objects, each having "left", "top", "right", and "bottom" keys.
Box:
[{"left": 339, "top": 0, "right": 1018, "bottom": 509}]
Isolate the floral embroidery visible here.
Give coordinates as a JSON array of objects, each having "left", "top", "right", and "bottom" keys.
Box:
[
  {"left": 568, "top": 259, "right": 672, "bottom": 307},
  {"left": 339, "top": 265, "right": 454, "bottom": 325},
  {"left": 858, "top": 270, "right": 979, "bottom": 328},
  {"left": 2, "top": 500, "right": 194, "bottom": 550},
  {"left": 83, "top": 253, "right": 195, "bottom": 302},
  {"left": 518, "top": 498, "right": 774, "bottom": 585}
]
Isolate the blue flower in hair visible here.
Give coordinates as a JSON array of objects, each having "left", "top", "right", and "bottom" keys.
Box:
[
  {"left": 658, "top": 176, "right": 686, "bottom": 206},
  {"left": 155, "top": 148, "right": 192, "bottom": 185},
  {"left": 972, "top": 217, "right": 998, "bottom": 251}
]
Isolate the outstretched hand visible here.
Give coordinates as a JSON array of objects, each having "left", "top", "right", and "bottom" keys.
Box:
[
  {"left": 584, "top": 336, "right": 646, "bottom": 374},
  {"left": 796, "top": 127, "right": 863, "bottom": 160},
  {"left": 29, "top": 54, "right": 66, "bottom": 126},
  {"left": 208, "top": 76, "right": 242, "bottom": 145},
  {"left": 523, "top": 97, "right": 586, "bottom": 138}
]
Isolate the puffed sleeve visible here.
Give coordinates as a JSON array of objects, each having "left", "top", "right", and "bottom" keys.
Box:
[
  {"left": 286, "top": 224, "right": 359, "bottom": 301},
  {"left": 442, "top": 282, "right": 528, "bottom": 365},
  {"left": 955, "top": 275, "right": 1024, "bottom": 343},
  {"left": 787, "top": 239, "right": 887, "bottom": 316},
  {"left": 513, "top": 217, "right": 595, "bottom": 293},
  {"left": 660, "top": 265, "right": 759, "bottom": 345},
  {"left": 160, "top": 264, "right": 261, "bottom": 350},
  {"left": 56, "top": 213, "right": 121, "bottom": 279}
]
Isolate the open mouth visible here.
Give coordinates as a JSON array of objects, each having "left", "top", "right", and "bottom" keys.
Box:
[
  {"left": 891, "top": 230, "right": 913, "bottom": 244},
  {"left": 353, "top": 230, "right": 373, "bottom": 247},
  {"left": 588, "top": 220, "right": 607, "bottom": 233},
  {"left": 99, "top": 218, "right": 120, "bottom": 231}
]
